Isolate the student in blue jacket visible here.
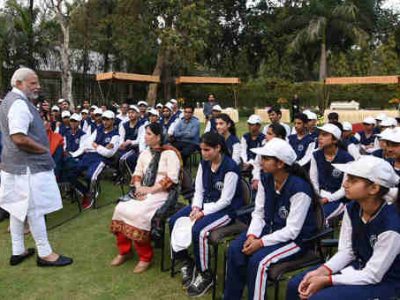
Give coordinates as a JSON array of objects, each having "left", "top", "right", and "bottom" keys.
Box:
[
  {"left": 224, "top": 138, "right": 318, "bottom": 300},
  {"left": 169, "top": 131, "right": 243, "bottom": 297},
  {"left": 310, "top": 123, "right": 354, "bottom": 222},
  {"left": 216, "top": 113, "right": 241, "bottom": 165},
  {"left": 287, "top": 156, "right": 400, "bottom": 300}
]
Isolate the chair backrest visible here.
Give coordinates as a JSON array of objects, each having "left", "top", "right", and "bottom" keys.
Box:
[
  {"left": 181, "top": 168, "right": 194, "bottom": 193},
  {"left": 240, "top": 178, "right": 252, "bottom": 206},
  {"left": 314, "top": 199, "right": 326, "bottom": 232}
]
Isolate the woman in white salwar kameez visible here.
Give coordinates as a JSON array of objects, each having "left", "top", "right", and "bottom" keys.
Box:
[{"left": 110, "top": 122, "right": 181, "bottom": 273}]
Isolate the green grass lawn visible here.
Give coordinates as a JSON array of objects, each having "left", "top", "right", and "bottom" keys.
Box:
[{"left": 0, "top": 119, "right": 294, "bottom": 300}]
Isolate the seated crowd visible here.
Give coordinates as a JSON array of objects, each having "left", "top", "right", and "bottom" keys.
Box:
[{"left": 1, "top": 94, "right": 399, "bottom": 300}]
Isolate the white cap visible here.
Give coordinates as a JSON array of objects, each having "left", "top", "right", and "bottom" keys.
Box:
[
  {"left": 148, "top": 108, "right": 159, "bottom": 117},
  {"left": 333, "top": 156, "right": 399, "bottom": 188},
  {"left": 137, "top": 100, "right": 148, "bottom": 107},
  {"left": 380, "top": 117, "right": 397, "bottom": 128},
  {"left": 51, "top": 105, "right": 60, "bottom": 112},
  {"left": 102, "top": 110, "right": 115, "bottom": 119},
  {"left": 70, "top": 113, "right": 82, "bottom": 122},
  {"left": 378, "top": 127, "right": 400, "bottom": 143},
  {"left": 247, "top": 114, "right": 262, "bottom": 125},
  {"left": 304, "top": 110, "right": 317, "bottom": 120},
  {"left": 363, "top": 116, "right": 376, "bottom": 125},
  {"left": 170, "top": 217, "right": 194, "bottom": 252},
  {"left": 251, "top": 138, "right": 297, "bottom": 166},
  {"left": 58, "top": 98, "right": 65, "bottom": 104},
  {"left": 61, "top": 111, "right": 71, "bottom": 118},
  {"left": 156, "top": 103, "right": 163, "bottom": 108},
  {"left": 94, "top": 108, "right": 103, "bottom": 115},
  {"left": 375, "top": 113, "right": 387, "bottom": 121},
  {"left": 90, "top": 105, "right": 98, "bottom": 110},
  {"left": 128, "top": 105, "right": 140, "bottom": 113},
  {"left": 342, "top": 121, "right": 352, "bottom": 131},
  {"left": 318, "top": 123, "right": 342, "bottom": 140},
  {"left": 170, "top": 99, "right": 178, "bottom": 104},
  {"left": 164, "top": 102, "right": 174, "bottom": 111},
  {"left": 212, "top": 104, "right": 222, "bottom": 112},
  {"left": 81, "top": 109, "right": 89, "bottom": 114}
]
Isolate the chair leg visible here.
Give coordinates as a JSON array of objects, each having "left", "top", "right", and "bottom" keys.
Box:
[
  {"left": 170, "top": 256, "right": 176, "bottom": 277},
  {"left": 212, "top": 244, "right": 218, "bottom": 300},
  {"left": 160, "top": 222, "right": 168, "bottom": 272},
  {"left": 274, "top": 279, "right": 280, "bottom": 300}
]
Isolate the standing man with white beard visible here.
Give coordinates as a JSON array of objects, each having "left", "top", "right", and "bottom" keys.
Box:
[{"left": 0, "top": 67, "right": 73, "bottom": 267}]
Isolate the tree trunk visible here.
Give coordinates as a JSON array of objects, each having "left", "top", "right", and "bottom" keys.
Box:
[
  {"left": 146, "top": 49, "right": 165, "bottom": 106},
  {"left": 319, "top": 41, "right": 327, "bottom": 81},
  {"left": 59, "top": 22, "right": 74, "bottom": 109}
]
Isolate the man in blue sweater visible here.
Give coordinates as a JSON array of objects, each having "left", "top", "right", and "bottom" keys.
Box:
[{"left": 172, "top": 104, "right": 200, "bottom": 166}]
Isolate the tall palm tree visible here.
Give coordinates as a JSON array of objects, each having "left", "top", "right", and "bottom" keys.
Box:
[{"left": 290, "top": 0, "right": 369, "bottom": 81}]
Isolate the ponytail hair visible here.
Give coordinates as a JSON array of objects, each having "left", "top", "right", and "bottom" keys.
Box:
[
  {"left": 285, "top": 163, "right": 319, "bottom": 209},
  {"left": 201, "top": 131, "right": 229, "bottom": 156},
  {"left": 216, "top": 113, "right": 237, "bottom": 137}
]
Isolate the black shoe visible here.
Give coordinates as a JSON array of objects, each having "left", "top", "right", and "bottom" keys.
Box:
[
  {"left": 10, "top": 248, "right": 35, "bottom": 266},
  {"left": 181, "top": 259, "right": 195, "bottom": 289},
  {"left": 37, "top": 255, "right": 73, "bottom": 267},
  {"left": 187, "top": 270, "right": 214, "bottom": 297},
  {"left": 0, "top": 208, "right": 9, "bottom": 222}
]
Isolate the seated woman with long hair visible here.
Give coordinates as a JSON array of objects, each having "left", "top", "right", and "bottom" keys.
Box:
[{"left": 110, "top": 123, "right": 181, "bottom": 273}]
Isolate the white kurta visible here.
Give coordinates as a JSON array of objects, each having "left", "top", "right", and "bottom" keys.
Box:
[
  {"left": 112, "top": 149, "right": 180, "bottom": 231},
  {"left": 0, "top": 88, "right": 62, "bottom": 222}
]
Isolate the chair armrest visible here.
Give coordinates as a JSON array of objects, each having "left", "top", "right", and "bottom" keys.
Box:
[
  {"left": 236, "top": 203, "right": 255, "bottom": 217},
  {"left": 301, "top": 228, "right": 334, "bottom": 244}
]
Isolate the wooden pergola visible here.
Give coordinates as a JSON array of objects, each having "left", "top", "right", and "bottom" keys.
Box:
[
  {"left": 175, "top": 76, "right": 241, "bottom": 107},
  {"left": 325, "top": 75, "right": 400, "bottom": 85},
  {"left": 96, "top": 72, "right": 160, "bottom": 103}
]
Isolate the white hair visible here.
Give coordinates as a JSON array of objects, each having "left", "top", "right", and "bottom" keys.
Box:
[{"left": 10, "top": 67, "right": 37, "bottom": 87}]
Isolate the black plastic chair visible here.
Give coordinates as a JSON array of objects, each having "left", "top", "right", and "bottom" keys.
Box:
[{"left": 266, "top": 201, "right": 333, "bottom": 300}]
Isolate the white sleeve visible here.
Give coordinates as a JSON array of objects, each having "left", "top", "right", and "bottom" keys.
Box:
[
  {"left": 354, "top": 133, "right": 361, "bottom": 142},
  {"left": 119, "top": 124, "right": 126, "bottom": 142},
  {"left": 251, "top": 155, "right": 262, "bottom": 181},
  {"left": 70, "top": 133, "right": 90, "bottom": 158},
  {"left": 167, "top": 119, "right": 179, "bottom": 136},
  {"left": 232, "top": 143, "right": 241, "bottom": 165},
  {"left": 203, "top": 172, "right": 239, "bottom": 215},
  {"left": 384, "top": 188, "right": 398, "bottom": 203},
  {"left": 8, "top": 100, "right": 33, "bottom": 135},
  {"left": 260, "top": 192, "right": 312, "bottom": 246},
  {"left": 192, "top": 164, "right": 204, "bottom": 209},
  {"left": 332, "top": 231, "right": 400, "bottom": 285},
  {"left": 283, "top": 124, "right": 291, "bottom": 138},
  {"left": 63, "top": 136, "right": 67, "bottom": 151},
  {"left": 262, "top": 125, "right": 268, "bottom": 135},
  {"left": 324, "top": 209, "right": 355, "bottom": 273},
  {"left": 348, "top": 143, "right": 361, "bottom": 160},
  {"left": 323, "top": 174, "right": 347, "bottom": 202},
  {"left": 204, "top": 121, "right": 211, "bottom": 133},
  {"left": 138, "top": 125, "right": 147, "bottom": 153},
  {"left": 96, "top": 135, "right": 120, "bottom": 158},
  {"left": 247, "top": 182, "right": 266, "bottom": 237},
  {"left": 240, "top": 137, "right": 248, "bottom": 163},
  {"left": 297, "top": 142, "right": 316, "bottom": 166},
  {"left": 309, "top": 156, "right": 320, "bottom": 194}
]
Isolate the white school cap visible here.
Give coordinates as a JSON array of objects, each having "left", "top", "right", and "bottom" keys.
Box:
[
  {"left": 81, "top": 109, "right": 89, "bottom": 114},
  {"left": 363, "top": 116, "right": 376, "bottom": 125},
  {"left": 375, "top": 113, "right": 387, "bottom": 121},
  {"left": 128, "top": 105, "right": 140, "bottom": 113},
  {"left": 148, "top": 108, "right": 159, "bottom": 117},
  {"left": 90, "top": 105, "right": 98, "bottom": 110},
  {"left": 380, "top": 117, "right": 397, "bottom": 128},
  {"left": 156, "top": 103, "right": 163, "bottom": 108},
  {"left": 317, "top": 123, "right": 342, "bottom": 140},
  {"left": 212, "top": 105, "right": 222, "bottom": 112},
  {"left": 342, "top": 121, "right": 353, "bottom": 131},
  {"left": 251, "top": 138, "right": 297, "bottom": 166},
  {"left": 94, "top": 108, "right": 103, "bottom": 115},
  {"left": 137, "top": 100, "right": 148, "bottom": 107},
  {"left": 70, "top": 113, "right": 82, "bottom": 122},
  {"left": 247, "top": 114, "right": 262, "bottom": 125},
  {"left": 102, "top": 110, "right": 115, "bottom": 119},
  {"left": 169, "top": 99, "right": 178, "bottom": 105},
  {"left": 51, "top": 105, "right": 60, "bottom": 112},
  {"left": 170, "top": 217, "right": 195, "bottom": 252},
  {"left": 164, "top": 102, "right": 174, "bottom": 112},
  {"left": 379, "top": 127, "right": 400, "bottom": 143},
  {"left": 58, "top": 98, "right": 65, "bottom": 104},
  {"left": 333, "top": 156, "right": 399, "bottom": 188},
  {"left": 61, "top": 111, "right": 71, "bottom": 118},
  {"left": 304, "top": 110, "right": 317, "bottom": 120}
]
